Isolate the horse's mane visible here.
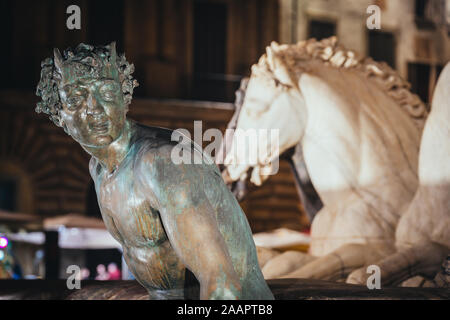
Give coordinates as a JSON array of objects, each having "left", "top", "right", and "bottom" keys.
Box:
[{"left": 254, "top": 36, "right": 428, "bottom": 129}]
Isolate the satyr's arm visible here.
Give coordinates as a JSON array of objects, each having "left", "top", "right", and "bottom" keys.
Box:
[{"left": 141, "top": 148, "right": 242, "bottom": 300}]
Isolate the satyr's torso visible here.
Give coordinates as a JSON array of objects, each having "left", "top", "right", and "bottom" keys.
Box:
[{"left": 89, "top": 121, "right": 272, "bottom": 299}]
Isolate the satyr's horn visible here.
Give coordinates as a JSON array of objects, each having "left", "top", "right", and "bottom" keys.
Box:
[
  {"left": 53, "top": 48, "right": 64, "bottom": 73},
  {"left": 109, "top": 41, "right": 117, "bottom": 63}
]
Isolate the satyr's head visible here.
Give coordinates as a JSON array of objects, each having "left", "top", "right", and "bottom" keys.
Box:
[{"left": 36, "top": 42, "right": 138, "bottom": 148}]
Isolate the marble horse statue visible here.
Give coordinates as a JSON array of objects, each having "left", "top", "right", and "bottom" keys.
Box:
[
  {"left": 218, "top": 37, "right": 429, "bottom": 282},
  {"left": 347, "top": 62, "right": 450, "bottom": 287},
  {"left": 217, "top": 77, "right": 323, "bottom": 222}
]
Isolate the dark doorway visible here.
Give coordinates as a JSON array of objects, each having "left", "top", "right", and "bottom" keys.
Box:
[
  {"left": 0, "top": 179, "right": 16, "bottom": 211},
  {"left": 415, "top": 0, "right": 428, "bottom": 17},
  {"left": 408, "top": 62, "right": 431, "bottom": 103},
  {"left": 414, "top": 0, "right": 434, "bottom": 29},
  {"left": 192, "top": 0, "right": 228, "bottom": 101},
  {"left": 308, "top": 20, "right": 336, "bottom": 40},
  {"left": 368, "top": 30, "right": 396, "bottom": 68}
]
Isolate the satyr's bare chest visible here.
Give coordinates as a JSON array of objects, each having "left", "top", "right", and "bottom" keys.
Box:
[
  {"left": 94, "top": 165, "right": 168, "bottom": 249},
  {"left": 90, "top": 159, "right": 186, "bottom": 293}
]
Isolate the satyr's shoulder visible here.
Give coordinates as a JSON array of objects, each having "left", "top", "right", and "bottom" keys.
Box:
[
  {"left": 131, "top": 121, "right": 217, "bottom": 179},
  {"left": 132, "top": 121, "right": 212, "bottom": 165},
  {"left": 131, "top": 122, "right": 179, "bottom": 162}
]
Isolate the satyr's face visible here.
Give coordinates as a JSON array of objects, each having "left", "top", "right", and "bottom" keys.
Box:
[{"left": 58, "top": 77, "right": 126, "bottom": 148}]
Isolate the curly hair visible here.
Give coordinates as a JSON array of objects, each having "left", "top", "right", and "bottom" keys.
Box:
[{"left": 36, "top": 42, "right": 139, "bottom": 129}]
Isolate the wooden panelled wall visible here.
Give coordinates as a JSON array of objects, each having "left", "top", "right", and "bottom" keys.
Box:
[
  {"left": 125, "top": 0, "right": 279, "bottom": 100},
  {"left": 2, "top": 0, "right": 279, "bottom": 101},
  {"left": 0, "top": 90, "right": 309, "bottom": 232},
  {"left": 0, "top": 0, "right": 308, "bottom": 232}
]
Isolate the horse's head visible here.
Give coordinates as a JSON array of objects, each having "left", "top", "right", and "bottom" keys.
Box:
[{"left": 218, "top": 42, "right": 307, "bottom": 188}]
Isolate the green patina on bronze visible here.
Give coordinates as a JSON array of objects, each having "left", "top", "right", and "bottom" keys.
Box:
[{"left": 36, "top": 42, "right": 274, "bottom": 300}]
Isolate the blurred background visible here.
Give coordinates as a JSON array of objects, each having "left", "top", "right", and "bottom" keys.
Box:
[{"left": 0, "top": 0, "right": 449, "bottom": 281}]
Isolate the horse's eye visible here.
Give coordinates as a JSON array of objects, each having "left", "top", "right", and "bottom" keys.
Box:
[{"left": 245, "top": 102, "right": 270, "bottom": 118}]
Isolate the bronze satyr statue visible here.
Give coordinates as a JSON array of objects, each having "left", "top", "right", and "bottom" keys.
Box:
[{"left": 35, "top": 42, "right": 274, "bottom": 300}]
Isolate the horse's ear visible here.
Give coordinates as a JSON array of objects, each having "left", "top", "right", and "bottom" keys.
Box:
[
  {"left": 266, "top": 46, "right": 275, "bottom": 69},
  {"left": 270, "top": 41, "right": 280, "bottom": 50},
  {"left": 266, "top": 45, "right": 294, "bottom": 87}
]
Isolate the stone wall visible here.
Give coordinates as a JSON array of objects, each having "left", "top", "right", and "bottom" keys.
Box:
[{"left": 278, "top": 0, "right": 450, "bottom": 102}]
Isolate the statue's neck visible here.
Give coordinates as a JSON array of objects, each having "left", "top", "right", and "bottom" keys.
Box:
[
  {"left": 82, "top": 119, "right": 133, "bottom": 175},
  {"left": 287, "top": 88, "right": 308, "bottom": 143}
]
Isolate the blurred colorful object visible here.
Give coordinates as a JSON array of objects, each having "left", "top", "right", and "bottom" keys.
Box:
[
  {"left": 0, "top": 234, "right": 16, "bottom": 279},
  {"left": 0, "top": 236, "right": 8, "bottom": 248}
]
